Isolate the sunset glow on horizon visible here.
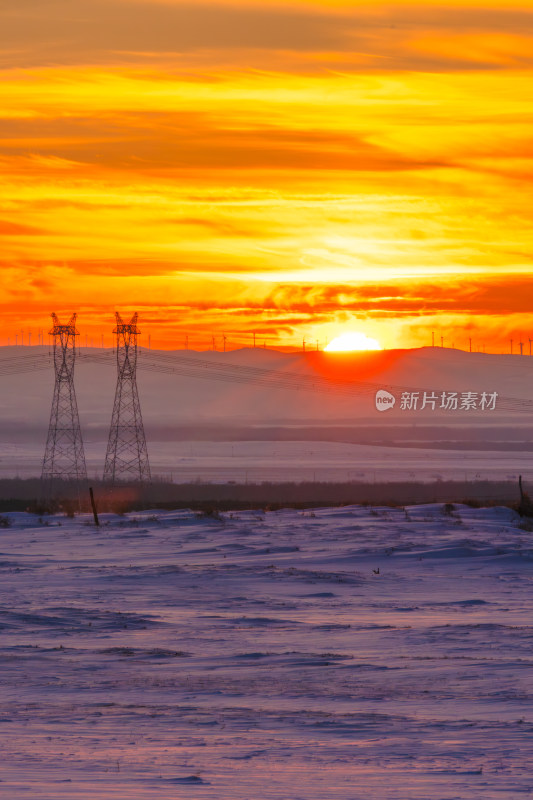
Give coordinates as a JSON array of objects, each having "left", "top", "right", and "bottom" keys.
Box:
[
  {"left": 1, "top": 1, "right": 533, "bottom": 351},
  {"left": 325, "top": 332, "right": 382, "bottom": 352}
]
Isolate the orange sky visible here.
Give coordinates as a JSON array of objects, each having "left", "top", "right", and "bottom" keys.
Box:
[{"left": 1, "top": 0, "right": 533, "bottom": 351}]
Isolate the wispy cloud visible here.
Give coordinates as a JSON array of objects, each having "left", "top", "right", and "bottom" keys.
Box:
[{"left": 2, "top": 2, "right": 533, "bottom": 71}]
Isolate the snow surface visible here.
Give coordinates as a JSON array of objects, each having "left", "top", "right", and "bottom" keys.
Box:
[
  {"left": 6, "top": 438, "right": 533, "bottom": 484},
  {"left": 2, "top": 503, "right": 533, "bottom": 798}
]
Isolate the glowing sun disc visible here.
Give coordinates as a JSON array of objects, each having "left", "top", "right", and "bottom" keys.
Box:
[{"left": 325, "top": 332, "right": 382, "bottom": 352}]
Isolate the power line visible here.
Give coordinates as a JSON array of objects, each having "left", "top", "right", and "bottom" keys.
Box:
[{"left": 2, "top": 347, "right": 533, "bottom": 415}]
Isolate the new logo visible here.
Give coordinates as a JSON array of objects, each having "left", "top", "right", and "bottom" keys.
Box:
[{"left": 375, "top": 389, "right": 396, "bottom": 411}]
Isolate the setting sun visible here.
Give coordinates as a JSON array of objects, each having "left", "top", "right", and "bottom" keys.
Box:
[{"left": 324, "top": 332, "right": 382, "bottom": 352}]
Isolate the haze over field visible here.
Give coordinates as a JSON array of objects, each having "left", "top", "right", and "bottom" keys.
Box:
[{"left": 2, "top": 345, "right": 533, "bottom": 482}]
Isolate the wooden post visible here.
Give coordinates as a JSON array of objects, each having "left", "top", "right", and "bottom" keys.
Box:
[{"left": 89, "top": 487, "right": 100, "bottom": 527}]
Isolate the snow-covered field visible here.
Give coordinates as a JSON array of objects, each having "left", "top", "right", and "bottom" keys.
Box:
[
  {"left": 2, "top": 503, "right": 533, "bottom": 798},
  {"left": 4, "top": 439, "right": 533, "bottom": 484}
]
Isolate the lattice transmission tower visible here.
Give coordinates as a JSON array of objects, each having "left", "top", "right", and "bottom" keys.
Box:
[
  {"left": 42, "top": 313, "right": 87, "bottom": 483},
  {"left": 103, "top": 312, "right": 151, "bottom": 482}
]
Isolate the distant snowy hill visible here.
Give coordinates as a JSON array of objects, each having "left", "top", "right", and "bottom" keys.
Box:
[
  {"left": 1, "top": 345, "right": 532, "bottom": 478},
  {"left": 1, "top": 345, "right": 532, "bottom": 429}
]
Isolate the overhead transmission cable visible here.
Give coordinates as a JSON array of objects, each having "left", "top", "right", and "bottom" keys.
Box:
[{"left": 1, "top": 348, "right": 533, "bottom": 414}]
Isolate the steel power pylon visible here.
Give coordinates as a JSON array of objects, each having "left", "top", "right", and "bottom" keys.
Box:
[
  {"left": 42, "top": 313, "right": 87, "bottom": 483},
  {"left": 103, "top": 312, "right": 151, "bottom": 482}
]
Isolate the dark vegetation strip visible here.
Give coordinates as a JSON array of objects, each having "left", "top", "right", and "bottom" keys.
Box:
[{"left": 0, "top": 477, "right": 525, "bottom": 514}]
